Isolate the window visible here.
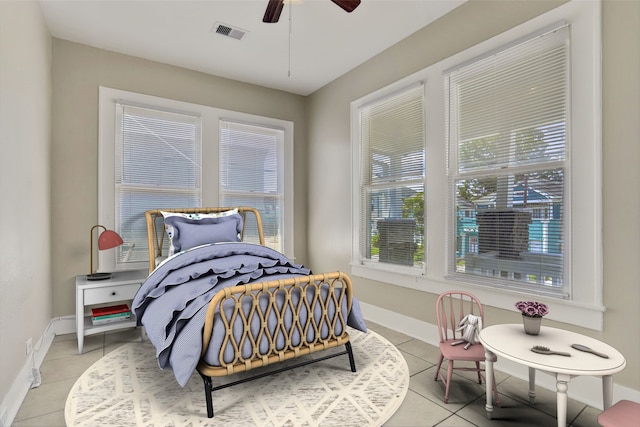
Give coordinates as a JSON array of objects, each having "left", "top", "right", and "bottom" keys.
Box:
[
  {"left": 99, "top": 87, "right": 294, "bottom": 272},
  {"left": 446, "top": 25, "right": 568, "bottom": 296},
  {"left": 355, "top": 83, "right": 425, "bottom": 270},
  {"left": 115, "top": 103, "right": 202, "bottom": 266},
  {"left": 220, "top": 120, "right": 285, "bottom": 252},
  {"left": 351, "top": 1, "right": 603, "bottom": 330}
]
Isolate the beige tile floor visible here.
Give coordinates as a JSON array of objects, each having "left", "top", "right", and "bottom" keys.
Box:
[{"left": 12, "top": 322, "right": 603, "bottom": 426}]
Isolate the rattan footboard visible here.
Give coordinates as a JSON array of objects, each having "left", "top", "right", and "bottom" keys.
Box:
[{"left": 197, "top": 271, "right": 353, "bottom": 377}]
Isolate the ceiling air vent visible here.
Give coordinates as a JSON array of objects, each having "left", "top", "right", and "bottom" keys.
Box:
[{"left": 213, "top": 22, "right": 247, "bottom": 41}]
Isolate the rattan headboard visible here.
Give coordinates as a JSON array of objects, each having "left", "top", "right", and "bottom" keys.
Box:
[{"left": 144, "top": 207, "right": 265, "bottom": 274}]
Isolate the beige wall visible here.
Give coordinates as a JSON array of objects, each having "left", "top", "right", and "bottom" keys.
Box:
[
  {"left": 601, "top": 0, "right": 640, "bottom": 389},
  {"left": 50, "top": 39, "right": 308, "bottom": 317},
  {"left": 307, "top": 0, "right": 640, "bottom": 392},
  {"left": 0, "top": 0, "right": 52, "bottom": 408}
]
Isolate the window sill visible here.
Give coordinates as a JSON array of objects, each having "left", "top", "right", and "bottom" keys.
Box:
[{"left": 350, "top": 263, "right": 605, "bottom": 331}]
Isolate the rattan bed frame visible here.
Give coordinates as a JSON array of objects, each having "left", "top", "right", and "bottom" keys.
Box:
[{"left": 144, "top": 207, "right": 357, "bottom": 418}]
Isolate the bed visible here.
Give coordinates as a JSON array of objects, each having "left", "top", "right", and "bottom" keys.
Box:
[{"left": 132, "top": 207, "right": 367, "bottom": 418}]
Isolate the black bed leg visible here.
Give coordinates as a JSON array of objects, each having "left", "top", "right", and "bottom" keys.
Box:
[
  {"left": 200, "top": 373, "right": 214, "bottom": 418},
  {"left": 346, "top": 341, "right": 357, "bottom": 372}
]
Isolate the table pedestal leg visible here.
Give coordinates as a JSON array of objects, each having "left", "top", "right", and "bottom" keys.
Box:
[
  {"left": 484, "top": 348, "right": 494, "bottom": 419},
  {"left": 556, "top": 374, "right": 570, "bottom": 427},
  {"left": 602, "top": 375, "right": 613, "bottom": 410},
  {"left": 528, "top": 367, "right": 536, "bottom": 403}
]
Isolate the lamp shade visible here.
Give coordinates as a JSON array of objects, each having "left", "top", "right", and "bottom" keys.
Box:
[
  {"left": 97, "top": 229, "right": 124, "bottom": 250},
  {"left": 88, "top": 225, "right": 124, "bottom": 280}
]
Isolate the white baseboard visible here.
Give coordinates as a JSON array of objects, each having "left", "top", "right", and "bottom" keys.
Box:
[
  {"left": 0, "top": 315, "right": 74, "bottom": 427},
  {"left": 359, "top": 302, "right": 640, "bottom": 411},
  {"left": 52, "top": 315, "right": 77, "bottom": 335}
]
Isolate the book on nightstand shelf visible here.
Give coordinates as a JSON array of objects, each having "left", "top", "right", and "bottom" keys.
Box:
[
  {"left": 91, "top": 312, "right": 131, "bottom": 325},
  {"left": 91, "top": 304, "right": 132, "bottom": 325},
  {"left": 91, "top": 304, "right": 130, "bottom": 317}
]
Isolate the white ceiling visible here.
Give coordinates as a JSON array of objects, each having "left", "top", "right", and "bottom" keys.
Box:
[{"left": 39, "top": 0, "right": 465, "bottom": 96}]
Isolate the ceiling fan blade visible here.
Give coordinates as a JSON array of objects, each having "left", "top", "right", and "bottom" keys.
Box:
[
  {"left": 263, "top": 0, "right": 284, "bottom": 23},
  {"left": 331, "top": 0, "right": 361, "bottom": 13}
]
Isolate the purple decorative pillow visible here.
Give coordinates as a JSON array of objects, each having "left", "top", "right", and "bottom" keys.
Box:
[
  {"left": 164, "top": 214, "right": 243, "bottom": 253},
  {"left": 161, "top": 209, "right": 238, "bottom": 255}
]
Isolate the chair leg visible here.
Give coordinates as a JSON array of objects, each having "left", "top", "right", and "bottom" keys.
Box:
[
  {"left": 444, "top": 361, "right": 454, "bottom": 404},
  {"left": 434, "top": 354, "right": 444, "bottom": 381},
  {"left": 475, "top": 361, "right": 482, "bottom": 384}
]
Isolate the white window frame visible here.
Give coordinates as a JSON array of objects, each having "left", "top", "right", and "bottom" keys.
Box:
[
  {"left": 446, "top": 24, "right": 570, "bottom": 297},
  {"left": 98, "top": 87, "right": 295, "bottom": 272},
  {"left": 219, "top": 119, "right": 286, "bottom": 253},
  {"left": 351, "top": 0, "right": 603, "bottom": 330},
  {"left": 354, "top": 82, "right": 426, "bottom": 273}
]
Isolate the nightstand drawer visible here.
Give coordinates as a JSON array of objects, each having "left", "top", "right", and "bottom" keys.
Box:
[{"left": 84, "top": 283, "right": 140, "bottom": 305}]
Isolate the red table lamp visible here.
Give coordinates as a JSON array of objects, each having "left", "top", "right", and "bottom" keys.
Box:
[{"left": 87, "top": 225, "right": 124, "bottom": 280}]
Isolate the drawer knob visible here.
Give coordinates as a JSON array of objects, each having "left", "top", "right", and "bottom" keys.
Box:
[{"left": 111, "top": 292, "right": 116, "bottom": 296}]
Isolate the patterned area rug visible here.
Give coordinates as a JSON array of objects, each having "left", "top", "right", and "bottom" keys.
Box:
[{"left": 65, "top": 328, "right": 409, "bottom": 426}]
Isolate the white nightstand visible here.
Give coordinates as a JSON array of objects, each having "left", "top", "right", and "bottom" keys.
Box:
[{"left": 75, "top": 269, "right": 148, "bottom": 354}]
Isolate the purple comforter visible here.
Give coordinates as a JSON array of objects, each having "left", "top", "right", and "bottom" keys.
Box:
[{"left": 132, "top": 242, "right": 366, "bottom": 386}]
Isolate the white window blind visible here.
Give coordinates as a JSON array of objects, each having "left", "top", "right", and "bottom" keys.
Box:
[
  {"left": 115, "top": 103, "right": 202, "bottom": 268},
  {"left": 219, "top": 120, "right": 284, "bottom": 252},
  {"left": 446, "top": 25, "right": 568, "bottom": 294},
  {"left": 359, "top": 83, "right": 425, "bottom": 268}
]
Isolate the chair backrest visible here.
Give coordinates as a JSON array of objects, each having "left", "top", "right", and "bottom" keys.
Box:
[{"left": 435, "top": 291, "right": 485, "bottom": 343}]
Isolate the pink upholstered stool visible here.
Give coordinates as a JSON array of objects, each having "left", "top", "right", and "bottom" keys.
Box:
[{"left": 598, "top": 400, "right": 640, "bottom": 427}]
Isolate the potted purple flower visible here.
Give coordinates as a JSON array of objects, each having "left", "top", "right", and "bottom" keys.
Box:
[{"left": 515, "top": 301, "right": 549, "bottom": 335}]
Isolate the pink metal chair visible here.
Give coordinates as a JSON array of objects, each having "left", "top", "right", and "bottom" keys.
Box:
[
  {"left": 598, "top": 400, "right": 640, "bottom": 427},
  {"left": 434, "top": 290, "right": 500, "bottom": 405}
]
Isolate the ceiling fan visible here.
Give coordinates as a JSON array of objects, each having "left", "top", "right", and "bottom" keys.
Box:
[{"left": 263, "top": 0, "right": 361, "bottom": 23}]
